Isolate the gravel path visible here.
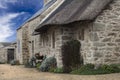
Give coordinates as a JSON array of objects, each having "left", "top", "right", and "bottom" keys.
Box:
[{"left": 0, "top": 64, "right": 120, "bottom": 80}]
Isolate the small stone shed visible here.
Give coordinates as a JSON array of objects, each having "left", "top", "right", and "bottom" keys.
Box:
[
  {"left": 0, "top": 42, "right": 16, "bottom": 63},
  {"left": 34, "top": 0, "right": 120, "bottom": 67}
]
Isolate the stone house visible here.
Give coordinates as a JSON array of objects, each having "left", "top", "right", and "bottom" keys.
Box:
[
  {"left": 17, "top": 0, "right": 120, "bottom": 67},
  {"left": 0, "top": 42, "right": 16, "bottom": 63},
  {"left": 16, "top": 0, "right": 60, "bottom": 64},
  {"left": 34, "top": 0, "right": 120, "bottom": 67}
]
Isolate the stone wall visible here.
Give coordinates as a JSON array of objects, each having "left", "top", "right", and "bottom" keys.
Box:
[
  {"left": 58, "top": 22, "right": 91, "bottom": 65},
  {"left": 90, "top": 0, "right": 120, "bottom": 64},
  {"left": 16, "top": 0, "right": 120, "bottom": 66},
  {"left": 51, "top": 0, "right": 120, "bottom": 66},
  {"left": 45, "top": 24, "right": 90, "bottom": 67},
  {"left": 16, "top": 23, "right": 30, "bottom": 64},
  {"left": 57, "top": 0, "right": 120, "bottom": 65},
  {"left": 74, "top": 0, "right": 120, "bottom": 65},
  {"left": 26, "top": 0, "right": 63, "bottom": 61},
  {"left": 22, "top": 24, "right": 30, "bottom": 64},
  {"left": 38, "top": 26, "right": 63, "bottom": 67},
  {"left": 28, "top": 17, "right": 41, "bottom": 59},
  {"left": 16, "top": 0, "right": 61, "bottom": 64},
  {"left": 0, "top": 48, "right": 7, "bottom": 63},
  {"left": 16, "top": 28, "right": 23, "bottom": 64}
]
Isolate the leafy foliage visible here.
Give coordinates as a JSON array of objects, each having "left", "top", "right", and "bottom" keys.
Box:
[
  {"left": 82, "top": 64, "right": 95, "bottom": 70},
  {"left": 70, "top": 64, "right": 120, "bottom": 75},
  {"left": 99, "top": 64, "right": 120, "bottom": 73},
  {"left": 40, "top": 57, "right": 56, "bottom": 72},
  {"left": 54, "top": 68, "right": 64, "bottom": 73},
  {"left": 25, "top": 57, "right": 37, "bottom": 68},
  {"left": 24, "top": 61, "right": 35, "bottom": 68},
  {"left": 36, "top": 63, "right": 41, "bottom": 69},
  {"left": 49, "top": 67, "right": 55, "bottom": 72}
]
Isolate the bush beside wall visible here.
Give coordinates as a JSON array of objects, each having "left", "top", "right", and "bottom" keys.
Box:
[
  {"left": 70, "top": 64, "right": 120, "bottom": 75},
  {"left": 40, "top": 57, "right": 57, "bottom": 72}
]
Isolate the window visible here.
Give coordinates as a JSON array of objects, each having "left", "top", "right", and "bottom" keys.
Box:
[
  {"left": 78, "top": 28, "right": 84, "bottom": 40},
  {"left": 17, "top": 40, "right": 20, "bottom": 53},
  {"left": 39, "top": 35, "right": 42, "bottom": 46},
  {"left": 40, "top": 34, "right": 44, "bottom": 46},
  {"left": 43, "top": 36, "right": 45, "bottom": 46},
  {"left": 52, "top": 31, "right": 55, "bottom": 48},
  {"left": 46, "top": 35, "right": 49, "bottom": 46},
  {"left": 32, "top": 41, "right": 34, "bottom": 54}
]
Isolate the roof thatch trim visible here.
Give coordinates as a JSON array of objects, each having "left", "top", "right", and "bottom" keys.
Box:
[
  {"left": 35, "top": 0, "right": 113, "bottom": 33},
  {"left": 27, "top": 0, "right": 57, "bottom": 22}
]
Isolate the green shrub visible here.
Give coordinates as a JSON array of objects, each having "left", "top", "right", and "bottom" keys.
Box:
[
  {"left": 25, "top": 57, "right": 37, "bottom": 68},
  {"left": 83, "top": 64, "right": 95, "bottom": 70},
  {"left": 36, "top": 63, "right": 41, "bottom": 69},
  {"left": 54, "top": 68, "right": 64, "bottom": 73},
  {"left": 99, "top": 64, "right": 120, "bottom": 73},
  {"left": 71, "top": 67, "right": 109, "bottom": 75},
  {"left": 110, "top": 64, "right": 120, "bottom": 68},
  {"left": 49, "top": 67, "right": 55, "bottom": 72},
  {"left": 71, "top": 64, "right": 94, "bottom": 74},
  {"left": 40, "top": 57, "right": 56, "bottom": 72},
  {"left": 71, "top": 64, "right": 120, "bottom": 75}
]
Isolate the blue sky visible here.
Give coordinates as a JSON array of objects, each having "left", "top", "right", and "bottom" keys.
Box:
[{"left": 0, "top": 0, "right": 43, "bottom": 42}]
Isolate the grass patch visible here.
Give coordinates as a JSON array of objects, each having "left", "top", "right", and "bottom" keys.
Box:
[
  {"left": 48, "top": 67, "right": 64, "bottom": 73},
  {"left": 71, "top": 68, "right": 111, "bottom": 75},
  {"left": 49, "top": 67, "right": 56, "bottom": 72},
  {"left": 54, "top": 68, "right": 64, "bottom": 73},
  {"left": 70, "top": 64, "right": 120, "bottom": 75}
]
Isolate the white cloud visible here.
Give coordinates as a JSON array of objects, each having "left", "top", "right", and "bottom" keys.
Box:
[
  {"left": 0, "top": 0, "right": 17, "bottom": 9},
  {"left": 5, "top": 0, "right": 17, "bottom": 3},
  {"left": 0, "top": 1, "right": 7, "bottom": 9},
  {"left": 0, "top": 12, "right": 24, "bottom": 42}
]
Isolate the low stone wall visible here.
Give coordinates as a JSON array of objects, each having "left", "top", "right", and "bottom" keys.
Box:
[{"left": 0, "top": 48, "right": 7, "bottom": 63}]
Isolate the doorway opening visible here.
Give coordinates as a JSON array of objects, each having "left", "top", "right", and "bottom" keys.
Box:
[
  {"left": 61, "top": 40, "right": 83, "bottom": 72},
  {"left": 7, "top": 49, "right": 14, "bottom": 63}
]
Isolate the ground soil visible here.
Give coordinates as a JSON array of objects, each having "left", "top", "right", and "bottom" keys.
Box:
[{"left": 0, "top": 64, "right": 120, "bottom": 80}]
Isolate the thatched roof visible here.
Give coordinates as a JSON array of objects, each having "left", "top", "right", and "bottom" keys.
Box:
[
  {"left": 35, "top": 0, "right": 112, "bottom": 33},
  {"left": 27, "top": 0, "right": 56, "bottom": 22}
]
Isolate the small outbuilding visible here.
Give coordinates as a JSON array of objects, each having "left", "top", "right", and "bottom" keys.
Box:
[{"left": 0, "top": 42, "right": 16, "bottom": 63}]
